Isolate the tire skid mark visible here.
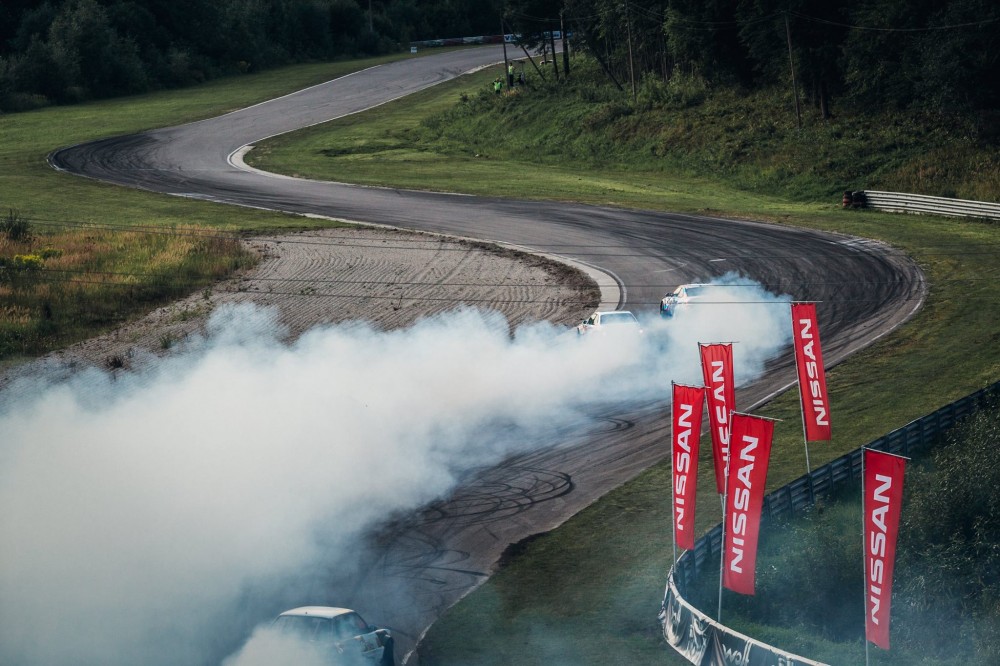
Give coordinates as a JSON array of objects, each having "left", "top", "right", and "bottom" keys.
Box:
[{"left": 422, "top": 466, "right": 575, "bottom": 525}]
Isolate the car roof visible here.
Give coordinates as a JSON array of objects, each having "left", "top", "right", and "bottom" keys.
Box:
[{"left": 278, "top": 606, "right": 355, "bottom": 619}]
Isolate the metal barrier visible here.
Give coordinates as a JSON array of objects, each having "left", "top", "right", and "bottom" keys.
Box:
[
  {"left": 861, "top": 190, "right": 1000, "bottom": 221},
  {"left": 662, "top": 379, "right": 1000, "bottom": 664}
]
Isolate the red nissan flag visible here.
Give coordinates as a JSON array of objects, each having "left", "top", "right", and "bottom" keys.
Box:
[
  {"left": 864, "top": 449, "right": 906, "bottom": 650},
  {"left": 722, "top": 413, "right": 774, "bottom": 596},
  {"left": 672, "top": 383, "right": 706, "bottom": 551},
  {"left": 791, "top": 302, "right": 832, "bottom": 441},
  {"left": 700, "top": 343, "right": 735, "bottom": 494}
]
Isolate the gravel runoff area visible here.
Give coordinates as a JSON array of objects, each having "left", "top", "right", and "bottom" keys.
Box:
[{"left": 1, "top": 225, "right": 601, "bottom": 385}]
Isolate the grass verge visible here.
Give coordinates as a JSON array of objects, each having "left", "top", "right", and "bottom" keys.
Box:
[
  {"left": 247, "top": 58, "right": 1000, "bottom": 663},
  {"left": 0, "top": 52, "right": 429, "bottom": 363}
]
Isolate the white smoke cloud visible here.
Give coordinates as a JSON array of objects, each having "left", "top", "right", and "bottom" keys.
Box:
[
  {"left": 221, "top": 626, "right": 336, "bottom": 666},
  {"left": 0, "top": 273, "right": 790, "bottom": 665},
  {"left": 639, "top": 272, "right": 795, "bottom": 391}
]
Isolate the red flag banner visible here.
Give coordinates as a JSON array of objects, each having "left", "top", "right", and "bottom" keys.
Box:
[
  {"left": 791, "top": 302, "right": 832, "bottom": 441},
  {"left": 700, "top": 343, "right": 735, "bottom": 494},
  {"left": 864, "top": 449, "right": 906, "bottom": 650},
  {"left": 672, "top": 384, "right": 706, "bottom": 551},
  {"left": 722, "top": 413, "right": 774, "bottom": 596}
]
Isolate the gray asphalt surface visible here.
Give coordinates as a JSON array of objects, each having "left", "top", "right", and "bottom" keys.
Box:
[{"left": 50, "top": 46, "right": 926, "bottom": 664}]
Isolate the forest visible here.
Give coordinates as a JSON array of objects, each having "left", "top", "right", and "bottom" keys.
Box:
[
  {"left": 0, "top": 0, "right": 503, "bottom": 110},
  {"left": 510, "top": 0, "right": 1000, "bottom": 116},
  {"left": 2, "top": 1, "right": 998, "bottom": 115}
]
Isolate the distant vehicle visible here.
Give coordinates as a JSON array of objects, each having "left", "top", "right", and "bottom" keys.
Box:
[
  {"left": 576, "top": 310, "right": 643, "bottom": 335},
  {"left": 271, "top": 606, "right": 394, "bottom": 665},
  {"left": 660, "top": 284, "right": 710, "bottom": 318}
]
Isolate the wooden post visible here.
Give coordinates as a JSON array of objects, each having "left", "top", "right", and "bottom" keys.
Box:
[
  {"left": 501, "top": 18, "right": 510, "bottom": 86},
  {"left": 520, "top": 43, "right": 546, "bottom": 81},
  {"left": 561, "top": 11, "right": 570, "bottom": 77},
  {"left": 549, "top": 22, "right": 559, "bottom": 81},
  {"left": 625, "top": 0, "right": 637, "bottom": 101}
]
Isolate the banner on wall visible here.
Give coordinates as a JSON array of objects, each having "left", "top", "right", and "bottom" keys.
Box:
[
  {"left": 791, "top": 302, "right": 832, "bottom": 441},
  {"left": 722, "top": 413, "right": 775, "bottom": 596},
  {"left": 864, "top": 448, "right": 906, "bottom": 650},
  {"left": 672, "top": 384, "right": 706, "bottom": 551},
  {"left": 700, "top": 343, "right": 735, "bottom": 494},
  {"left": 661, "top": 576, "right": 826, "bottom": 666}
]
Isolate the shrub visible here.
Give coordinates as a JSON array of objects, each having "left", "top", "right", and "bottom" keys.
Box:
[
  {"left": 1, "top": 209, "right": 33, "bottom": 241},
  {"left": 582, "top": 101, "right": 633, "bottom": 131},
  {"left": 718, "top": 402, "right": 1000, "bottom": 663},
  {"left": 893, "top": 404, "right": 1000, "bottom": 660},
  {"left": 11, "top": 254, "right": 44, "bottom": 270},
  {"left": 38, "top": 248, "right": 63, "bottom": 259}
]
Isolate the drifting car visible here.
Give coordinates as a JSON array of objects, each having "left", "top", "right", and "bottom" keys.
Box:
[
  {"left": 271, "top": 606, "right": 394, "bottom": 665},
  {"left": 659, "top": 283, "right": 710, "bottom": 318},
  {"left": 576, "top": 310, "right": 643, "bottom": 335}
]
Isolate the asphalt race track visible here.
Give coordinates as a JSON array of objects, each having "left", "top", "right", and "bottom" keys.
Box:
[{"left": 50, "top": 46, "right": 926, "bottom": 662}]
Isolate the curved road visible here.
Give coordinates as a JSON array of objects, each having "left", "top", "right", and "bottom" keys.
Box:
[{"left": 51, "top": 46, "right": 925, "bottom": 663}]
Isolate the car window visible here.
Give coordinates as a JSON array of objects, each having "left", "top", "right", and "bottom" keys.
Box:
[
  {"left": 273, "top": 615, "right": 334, "bottom": 643},
  {"left": 348, "top": 612, "right": 370, "bottom": 632},
  {"left": 330, "top": 613, "right": 366, "bottom": 640},
  {"left": 602, "top": 312, "right": 636, "bottom": 325}
]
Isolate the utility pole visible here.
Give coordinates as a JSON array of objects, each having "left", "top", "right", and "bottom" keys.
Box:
[
  {"left": 560, "top": 10, "right": 570, "bottom": 77},
  {"left": 549, "top": 21, "right": 559, "bottom": 81},
  {"left": 501, "top": 17, "right": 510, "bottom": 86},
  {"left": 368, "top": 0, "right": 373, "bottom": 33},
  {"left": 624, "top": 0, "right": 636, "bottom": 101},
  {"left": 520, "top": 42, "right": 546, "bottom": 80},
  {"left": 785, "top": 12, "right": 802, "bottom": 129}
]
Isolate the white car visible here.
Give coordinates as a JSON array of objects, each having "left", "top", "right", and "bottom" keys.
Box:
[
  {"left": 660, "top": 283, "right": 710, "bottom": 318},
  {"left": 576, "top": 310, "right": 643, "bottom": 335},
  {"left": 271, "top": 606, "right": 394, "bottom": 665}
]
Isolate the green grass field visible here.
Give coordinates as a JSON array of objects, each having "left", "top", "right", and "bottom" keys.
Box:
[
  {"left": 1, "top": 52, "right": 429, "bottom": 229},
  {"left": 247, "top": 59, "right": 1000, "bottom": 664},
  {"left": 0, "top": 52, "right": 429, "bottom": 362}
]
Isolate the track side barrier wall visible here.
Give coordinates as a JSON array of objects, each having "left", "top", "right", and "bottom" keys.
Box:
[
  {"left": 661, "top": 380, "right": 1000, "bottom": 665},
  {"left": 861, "top": 190, "right": 1000, "bottom": 221}
]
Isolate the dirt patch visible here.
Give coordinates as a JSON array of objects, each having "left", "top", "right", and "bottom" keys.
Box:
[{"left": 1, "top": 226, "right": 600, "bottom": 382}]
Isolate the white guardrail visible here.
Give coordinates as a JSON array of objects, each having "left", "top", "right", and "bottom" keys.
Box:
[{"left": 858, "top": 190, "right": 1000, "bottom": 220}]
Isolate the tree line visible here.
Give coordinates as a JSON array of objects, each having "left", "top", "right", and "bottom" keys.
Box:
[
  {"left": 506, "top": 0, "right": 1000, "bottom": 115},
  {"left": 3, "top": 1, "right": 998, "bottom": 115},
  {"left": 0, "top": 0, "right": 504, "bottom": 111}
]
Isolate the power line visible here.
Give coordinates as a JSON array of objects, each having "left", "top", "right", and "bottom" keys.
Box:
[
  {"left": 25, "top": 265, "right": 952, "bottom": 289},
  {"left": 9, "top": 272, "right": 934, "bottom": 307},
  {"left": 20, "top": 216, "right": 1000, "bottom": 257},
  {"left": 790, "top": 10, "right": 1000, "bottom": 33},
  {"left": 15, "top": 261, "right": 986, "bottom": 307}
]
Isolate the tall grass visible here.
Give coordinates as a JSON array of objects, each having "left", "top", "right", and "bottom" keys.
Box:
[{"left": 0, "top": 219, "right": 254, "bottom": 358}]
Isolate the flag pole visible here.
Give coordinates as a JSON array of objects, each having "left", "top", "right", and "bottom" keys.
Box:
[
  {"left": 798, "top": 379, "right": 812, "bottom": 473},
  {"left": 717, "top": 409, "right": 733, "bottom": 621},
  {"left": 718, "top": 493, "right": 726, "bottom": 621},
  {"left": 791, "top": 302, "right": 812, "bottom": 474},
  {"left": 671, "top": 381, "right": 678, "bottom": 567},
  {"left": 861, "top": 447, "right": 870, "bottom": 666}
]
